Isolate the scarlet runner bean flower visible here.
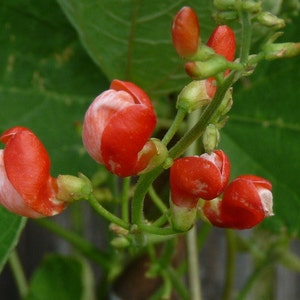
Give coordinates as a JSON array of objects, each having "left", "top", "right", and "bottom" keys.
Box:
[
  {"left": 82, "top": 79, "right": 158, "bottom": 177},
  {"left": 200, "top": 175, "right": 274, "bottom": 229},
  {"left": 185, "top": 25, "right": 236, "bottom": 98},
  {"left": 171, "top": 6, "right": 200, "bottom": 58},
  {"left": 170, "top": 150, "right": 230, "bottom": 231},
  {"left": 0, "top": 127, "right": 66, "bottom": 218}
]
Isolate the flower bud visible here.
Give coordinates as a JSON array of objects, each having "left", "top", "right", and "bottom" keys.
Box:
[
  {"left": 203, "top": 124, "right": 220, "bottom": 154},
  {"left": 213, "top": 0, "right": 235, "bottom": 10},
  {"left": 82, "top": 79, "right": 157, "bottom": 177},
  {"left": 56, "top": 173, "right": 93, "bottom": 202},
  {"left": 171, "top": 7, "right": 200, "bottom": 58},
  {"left": 0, "top": 127, "right": 66, "bottom": 218},
  {"left": 256, "top": 12, "right": 285, "bottom": 29},
  {"left": 200, "top": 175, "right": 273, "bottom": 229},
  {"left": 263, "top": 42, "right": 300, "bottom": 60},
  {"left": 205, "top": 25, "right": 236, "bottom": 97},
  {"left": 177, "top": 80, "right": 211, "bottom": 113}
]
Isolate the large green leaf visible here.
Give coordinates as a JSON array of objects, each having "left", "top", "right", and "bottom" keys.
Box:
[
  {"left": 25, "top": 254, "right": 95, "bottom": 300},
  {"left": 0, "top": 207, "right": 26, "bottom": 272},
  {"left": 57, "top": 0, "right": 217, "bottom": 95},
  {"left": 0, "top": 0, "right": 109, "bottom": 176}
]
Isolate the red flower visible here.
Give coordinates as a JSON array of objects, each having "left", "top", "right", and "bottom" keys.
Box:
[
  {"left": 171, "top": 6, "right": 200, "bottom": 58},
  {"left": 82, "top": 79, "right": 157, "bottom": 177},
  {"left": 205, "top": 25, "right": 236, "bottom": 97},
  {"left": 170, "top": 150, "right": 230, "bottom": 208},
  {"left": 0, "top": 127, "right": 66, "bottom": 218},
  {"left": 201, "top": 175, "right": 273, "bottom": 229}
]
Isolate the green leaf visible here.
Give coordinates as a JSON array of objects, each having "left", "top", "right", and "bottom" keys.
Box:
[
  {"left": 25, "top": 254, "right": 95, "bottom": 300},
  {"left": 0, "top": 207, "right": 26, "bottom": 272},
  {"left": 0, "top": 0, "right": 109, "bottom": 177},
  {"left": 57, "top": 0, "right": 216, "bottom": 95}
]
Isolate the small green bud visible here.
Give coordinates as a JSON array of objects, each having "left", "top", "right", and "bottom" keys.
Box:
[
  {"left": 110, "top": 236, "right": 130, "bottom": 248},
  {"left": 213, "top": 10, "right": 238, "bottom": 23},
  {"left": 263, "top": 42, "right": 300, "bottom": 60},
  {"left": 213, "top": 0, "right": 235, "bottom": 10},
  {"left": 203, "top": 124, "right": 220, "bottom": 154},
  {"left": 218, "top": 87, "right": 233, "bottom": 116},
  {"left": 177, "top": 80, "right": 211, "bottom": 113},
  {"left": 56, "top": 173, "right": 93, "bottom": 202},
  {"left": 256, "top": 12, "right": 285, "bottom": 29},
  {"left": 241, "top": 1, "right": 262, "bottom": 13}
]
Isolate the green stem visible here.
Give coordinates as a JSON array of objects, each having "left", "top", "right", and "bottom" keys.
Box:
[
  {"left": 88, "top": 193, "right": 130, "bottom": 230},
  {"left": 222, "top": 229, "right": 237, "bottom": 300},
  {"left": 131, "top": 167, "right": 163, "bottom": 226},
  {"left": 161, "top": 108, "right": 187, "bottom": 146},
  {"left": 187, "top": 226, "right": 202, "bottom": 300},
  {"left": 35, "top": 218, "right": 111, "bottom": 270},
  {"left": 169, "top": 71, "right": 237, "bottom": 159},
  {"left": 121, "top": 177, "right": 131, "bottom": 223},
  {"left": 9, "top": 250, "right": 28, "bottom": 298},
  {"left": 148, "top": 185, "right": 168, "bottom": 213},
  {"left": 239, "top": 11, "right": 252, "bottom": 64}
]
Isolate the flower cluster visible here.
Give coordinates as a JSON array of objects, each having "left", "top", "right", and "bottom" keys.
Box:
[
  {"left": 169, "top": 6, "right": 273, "bottom": 231},
  {"left": 0, "top": 5, "right": 274, "bottom": 235}
]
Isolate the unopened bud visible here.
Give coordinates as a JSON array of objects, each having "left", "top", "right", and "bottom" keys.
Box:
[
  {"left": 256, "top": 12, "right": 285, "bottom": 29},
  {"left": 177, "top": 80, "right": 211, "bottom": 113},
  {"left": 241, "top": 1, "right": 261, "bottom": 13},
  {"left": 213, "top": 10, "right": 238, "bottom": 23},
  {"left": 203, "top": 124, "right": 220, "bottom": 154},
  {"left": 213, "top": 0, "right": 235, "bottom": 10},
  {"left": 263, "top": 42, "right": 300, "bottom": 60},
  {"left": 56, "top": 173, "right": 92, "bottom": 202}
]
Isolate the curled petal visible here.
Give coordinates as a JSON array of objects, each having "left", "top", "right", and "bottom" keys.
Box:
[
  {"left": 101, "top": 104, "right": 156, "bottom": 177},
  {"left": 0, "top": 150, "right": 42, "bottom": 218},
  {"left": 1, "top": 127, "right": 65, "bottom": 216}
]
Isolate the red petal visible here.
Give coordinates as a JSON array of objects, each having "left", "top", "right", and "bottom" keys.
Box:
[
  {"left": 1, "top": 127, "right": 65, "bottom": 216},
  {"left": 110, "top": 79, "right": 154, "bottom": 109},
  {"left": 172, "top": 6, "right": 200, "bottom": 57},
  {"left": 207, "top": 25, "right": 236, "bottom": 62},
  {"left": 101, "top": 104, "right": 156, "bottom": 177},
  {"left": 220, "top": 177, "right": 265, "bottom": 229}
]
